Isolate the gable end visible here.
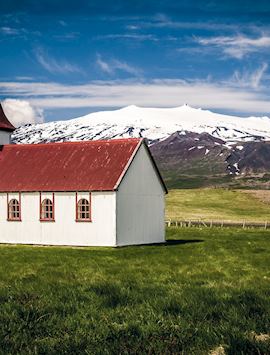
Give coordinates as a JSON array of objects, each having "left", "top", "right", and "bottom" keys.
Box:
[{"left": 114, "top": 138, "right": 167, "bottom": 194}]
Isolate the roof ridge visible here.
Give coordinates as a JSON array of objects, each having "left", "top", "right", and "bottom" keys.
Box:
[{"left": 5, "top": 137, "right": 143, "bottom": 148}]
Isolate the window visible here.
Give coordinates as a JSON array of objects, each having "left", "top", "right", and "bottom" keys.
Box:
[
  {"left": 76, "top": 198, "right": 91, "bottom": 221},
  {"left": 40, "top": 198, "right": 54, "bottom": 221},
  {"left": 8, "top": 199, "right": 21, "bottom": 221}
]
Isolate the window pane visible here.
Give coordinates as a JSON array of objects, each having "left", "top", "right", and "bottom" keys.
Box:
[
  {"left": 41, "top": 199, "right": 53, "bottom": 220},
  {"left": 8, "top": 199, "right": 20, "bottom": 220},
  {"left": 77, "top": 199, "right": 90, "bottom": 220}
]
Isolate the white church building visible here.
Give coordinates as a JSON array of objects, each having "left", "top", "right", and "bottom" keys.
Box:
[{"left": 0, "top": 104, "right": 167, "bottom": 246}]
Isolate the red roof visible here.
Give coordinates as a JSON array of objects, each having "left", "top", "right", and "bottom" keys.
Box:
[
  {"left": 0, "top": 104, "right": 15, "bottom": 132},
  {"left": 0, "top": 139, "right": 144, "bottom": 192}
]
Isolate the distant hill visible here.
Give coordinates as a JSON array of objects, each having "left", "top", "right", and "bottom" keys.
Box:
[{"left": 12, "top": 105, "right": 270, "bottom": 189}]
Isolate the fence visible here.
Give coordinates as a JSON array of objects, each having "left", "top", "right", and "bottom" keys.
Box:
[{"left": 165, "top": 219, "right": 270, "bottom": 229}]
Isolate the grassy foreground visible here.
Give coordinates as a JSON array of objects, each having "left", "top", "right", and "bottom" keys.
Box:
[
  {"left": 0, "top": 228, "right": 270, "bottom": 354},
  {"left": 166, "top": 188, "right": 270, "bottom": 222}
]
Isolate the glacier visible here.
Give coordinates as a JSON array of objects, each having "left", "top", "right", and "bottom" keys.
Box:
[{"left": 12, "top": 104, "right": 270, "bottom": 145}]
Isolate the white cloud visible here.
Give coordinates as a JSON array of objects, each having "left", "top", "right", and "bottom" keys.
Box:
[
  {"left": 34, "top": 48, "right": 82, "bottom": 74},
  {"left": 1, "top": 79, "right": 270, "bottom": 114},
  {"left": 96, "top": 55, "right": 141, "bottom": 76},
  {"left": 229, "top": 63, "right": 268, "bottom": 89},
  {"left": 2, "top": 99, "right": 44, "bottom": 127},
  {"left": 196, "top": 35, "right": 270, "bottom": 59}
]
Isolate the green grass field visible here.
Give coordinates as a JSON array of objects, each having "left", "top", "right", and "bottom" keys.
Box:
[
  {"left": 0, "top": 228, "right": 269, "bottom": 354},
  {"left": 166, "top": 189, "right": 270, "bottom": 222}
]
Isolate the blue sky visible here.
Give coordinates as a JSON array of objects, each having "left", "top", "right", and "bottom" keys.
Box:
[{"left": 1, "top": 0, "right": 270, "bottom": 124}]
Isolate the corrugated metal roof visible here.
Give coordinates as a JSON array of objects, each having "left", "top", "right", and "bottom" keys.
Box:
[
  {"left": 0, "top": 138, "right": 143, "bottom": 192},
  {"left": 0, "top": 104, "right": 15, "bottom": 132}
]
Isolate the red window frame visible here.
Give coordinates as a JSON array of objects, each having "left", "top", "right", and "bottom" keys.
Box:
[
  {"left": 7, "top": 193, "right": 21, "bottom": 221},
  {"left": 75, "top": 192, "right": 92, "bottom": 222},
  {"left": 40, "top": 192, "right": 55, "bottom": 222}
]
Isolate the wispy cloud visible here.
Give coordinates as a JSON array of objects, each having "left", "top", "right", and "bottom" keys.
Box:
[
  {"left": 34, "top": 47, "right": 82, "bottom": 74},
  {"left": 96, "top": 55, "right": 112, "bottom": 74},
  {"left": 59, "top": 20, "right": 67, "bottom": 27},
  {"left": 0, "top": 27, "right": 20, "bottom": 35},
  {"left": 228, "top": 63, "right": 268, "bottom": 89},
  {"left": 126, "top": 25, "right": 140, "bottom": 30},
  {"left": 1, "top": 78, "right": 270, "bottom": 114},
  {"left": 94, "top": 33, "right": 158, "bottom": 41},
  {"left": 130, "top": 14, "right": 241, "bottom": 31},
  {"left": 0, "top": 26, "right": 40, "bottom": 38},
  {"left": 14, "top": 76, "right": 35, "bottom": 81},
  {"left": 96, "top": 54, "right": 141, "bottom": 76},
  {"left": 196, "top": 34, "right": 270, "bottom": 59},
  {"left": 97, "top": 33, "right": 179, "bottom": 43},
  {"left": 53, "top": 32, "right": 80, "bottom": 41}
]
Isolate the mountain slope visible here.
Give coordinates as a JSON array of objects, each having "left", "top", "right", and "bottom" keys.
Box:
[
  {"left": 150, "top": 131, "right": 228, "bottom": 174},
  {"left": 150, "top": 131, "right": 270, "bottom": 189},
  {"left": 150, "top": 131, "right": 231, "bottom": 188},
  {"left": 13, "top": 104, "right": 270, "bottom": 145}
]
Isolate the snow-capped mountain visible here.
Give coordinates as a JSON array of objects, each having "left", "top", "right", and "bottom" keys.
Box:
[
  {"left": 12, "top": 104, "right": 270, "bottom": 145},
  {"left": 11, "top": 104, "right": 270, "bottom": 188}
]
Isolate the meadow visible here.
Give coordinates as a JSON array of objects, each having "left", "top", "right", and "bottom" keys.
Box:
[
  {"left": 166, "top": 188, "right": 270, "bottom": 222},
  {"left": 0, "top": 227, "right": 269, "bottom": 354}
]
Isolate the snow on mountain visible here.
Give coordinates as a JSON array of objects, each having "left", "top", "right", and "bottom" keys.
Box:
[{"left": 12, "top": 104, "right": 270, "bottom": 145}]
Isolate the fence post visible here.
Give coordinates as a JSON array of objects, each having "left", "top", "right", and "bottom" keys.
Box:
[
  {"left": 265, "top": 221, "right": 268, "bottom": 230},
  {"left": 242, "top": 220, "right": 246, "bottom": 229}
]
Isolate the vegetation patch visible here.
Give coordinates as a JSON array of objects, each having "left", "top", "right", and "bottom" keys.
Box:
[
  {"left": 166, "top": 188, "right": 270, "bottom": 222},
  {"left": 0, "top": 227, "right": 269, "bottom": 354}
]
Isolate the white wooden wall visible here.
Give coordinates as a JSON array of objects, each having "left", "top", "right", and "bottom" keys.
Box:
[
  {"left": 0, "top": 191, "right": 116, "bottom": 246},
  {"left": 116, "top": 144, "right": 165, "bottom": 246},
  {"left": 0, "top": 131, "right": 11, "bottom": 145}
]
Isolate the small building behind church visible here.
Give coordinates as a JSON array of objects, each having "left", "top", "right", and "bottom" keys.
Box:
[{"left": 0, "top": 104, "right": 167, "bottom": 246}]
